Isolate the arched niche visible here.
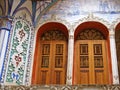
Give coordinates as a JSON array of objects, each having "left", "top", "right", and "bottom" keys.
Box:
[
  {"left": 115, "top": 23, "right": 120, "bottom": 82},
  {"left": 74, "top": 21, "right": 109, "bottom": 40},
  {"left": 32, "top": 22, "right": 68, "bottom": 84},
  {"left": 73, "top": 21, "right": 112, "bottom": 85}
]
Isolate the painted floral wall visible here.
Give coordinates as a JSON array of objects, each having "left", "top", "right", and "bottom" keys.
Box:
[{"left": 0, "top": 0, "right": 120, "bottom": 85}]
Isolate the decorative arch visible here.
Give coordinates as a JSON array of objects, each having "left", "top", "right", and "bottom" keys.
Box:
[
  {"left": 37, "top": 22, "right": 68, "bottom": 38},
  {"left": 36, "top": 14, "right": 71, "bottom": 32},
  {"left": 73, "top": 13, "right": 110, "bottom": 33},
  {"left": 32, "top": 22, "right": 69, "bottom": 84},
  {"left": 74, "top": 21, "right": 109, "bottom": 40},
  {"left": 112, "top": 18, "right": 120, "bottom": 31},
  {"left": 73, "top": 19, "right": 112, "bottom": 84}
]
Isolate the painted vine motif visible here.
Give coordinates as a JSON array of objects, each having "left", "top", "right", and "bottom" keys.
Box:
[{"left": 5, "top": 19, "right": 31, "bottom": 85}]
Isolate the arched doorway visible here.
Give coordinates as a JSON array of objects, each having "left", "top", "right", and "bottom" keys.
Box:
[
  {"left": 73, "top": 22, "right": 111, "bottom": 85},
  {"left": 32, "top": 22, "right": 68, "bottom": 85},
  {"left": 115, "top": 23, "right": 120, "bottom": 82}
]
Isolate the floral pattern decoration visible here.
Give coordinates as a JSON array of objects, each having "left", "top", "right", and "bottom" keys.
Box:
[{"left": 5, "top": 18, "right": 31, "bottom": 85}]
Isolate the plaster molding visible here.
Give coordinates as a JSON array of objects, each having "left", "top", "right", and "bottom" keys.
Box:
[
  {"left": 73, "top": 13, "right": 111, "bottom": 32},
  {"left": 111, "top": 17, "right": 120, "bottom": 30},
  {"left": 69, "top": 35, "right": 74, "bottom": 39},
  {"left": 36, "top": 14, "right": 71, "bottom": 32}
]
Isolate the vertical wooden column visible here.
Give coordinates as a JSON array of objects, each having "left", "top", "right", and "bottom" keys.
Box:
[
  {"left": 109, "top": 30, "right": 119, "bottom": 84},
  {"left": 66, "top": 33, "right": 74, "bottom": 85}
]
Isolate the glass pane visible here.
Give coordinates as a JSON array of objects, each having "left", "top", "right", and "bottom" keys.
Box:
[
  {"left": 55, "top": 56, "right": 63, "bottom": 68},
  {"left": 80, "top": 56, "right": 89, "bottom": 68},
  {"left": 94, "top": 56, "right": 103, "bottom": 68},
  {"left": 42, "top": 44, "right": 50, "bottom": 55},
  {"left": 94, "top": 44, "right": 102, "bottom": 55},
  {"left": 41, "top": 56, "right": 49, "bottom": 68},
  {"left": 56, "top": 44, "right": 63, "bottom": 55},
  {"left": 80, "top": 44, "right": 88, "bottom": 55}
]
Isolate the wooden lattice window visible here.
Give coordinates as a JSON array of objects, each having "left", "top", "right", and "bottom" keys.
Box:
[
  {"left": 41, "top": 30, "right": 67, "bottom": 41},
  {"left": 76, "top": 29, "right": 105, "bottom": 40}
]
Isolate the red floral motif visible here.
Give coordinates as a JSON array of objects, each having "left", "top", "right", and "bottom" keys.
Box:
[
  {"left": 19, "top": 29, "right": 25, "bottom": 41},
  {"left": 15, "top": 54, "right": 22, "bottom": 66}
]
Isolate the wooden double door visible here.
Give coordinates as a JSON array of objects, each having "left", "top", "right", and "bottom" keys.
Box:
[
  {"left": 74, "top": 40, "right": 109, "bottom": 84},
  {"left": 37, "top": 41, "right": 67, "bottom": 84}
]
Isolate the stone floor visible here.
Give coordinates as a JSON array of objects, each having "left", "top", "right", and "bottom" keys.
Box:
[{"left": 0, "top": 85, "right": 120, "bottom": 90}]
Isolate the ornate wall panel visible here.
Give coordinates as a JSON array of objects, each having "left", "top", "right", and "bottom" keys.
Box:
[
  {"left": 76, "top": 29, "right": 105, "bottom": 40},
  {"left": 4, "top": 17, "right": 34, "bottom": 85},
  {"left": 0, "top": 85, "right": 120, "bottom": 90}
]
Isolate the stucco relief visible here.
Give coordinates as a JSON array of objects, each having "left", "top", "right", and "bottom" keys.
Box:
[
  {"left": 111, "top": 18, "right": 120, "bottom": 30},
  {"left": 37, "top": 13, "right": 111, "bottom": 36},
  {"left": 72, "top": 13, "right": 110, "bottom": 33},
  {"left": 37, "top": 14, "right": 71, "bottom": 32}
]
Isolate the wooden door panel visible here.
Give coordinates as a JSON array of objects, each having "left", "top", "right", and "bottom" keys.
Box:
[
  {"left": 38, "top": 41, "right": 67, "bottom": 84},
  {"left": 75, "top": 40, "right": 108, "bottom": 84},
  {"left": 38, "top": 42, "right": 51, "bottom": 84},
  {"left": 39, "top": 70, "right": 50, "bottom": 84},
  {"left": 52, "top": 42, "right": 67, "bottom": 84},
  {"left": 76, "top": 41, "right": 90, "bottom": 84},
  {"left": 53, "top": 71, "right": 65, "bottom": 84},
  {"left": 95, "top": 70, "right": 104, "bottom": 84},
  {"left": 93, "top": 40, "right": 108, "bottom": 84},
  {"left": 80, "top": 70, "right": 89, "bottom": 84}
]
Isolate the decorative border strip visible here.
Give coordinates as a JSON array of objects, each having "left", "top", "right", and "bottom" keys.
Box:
[
  {"left": 1, "top": 17, "right": 34, "bottom": 85},
  {"left": 0, "top": 85, "right": 120, "bottom": 90}
]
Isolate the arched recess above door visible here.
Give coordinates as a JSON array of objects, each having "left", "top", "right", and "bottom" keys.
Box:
[
  {"left": 32, "top": 22, "right": 69, "bottom": 84},
  {"left": 37, "top": 22, "right": 68, "bottom": 39},
  {"left": 74, "top": 21, "right": 109, "bottom": 40}
]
